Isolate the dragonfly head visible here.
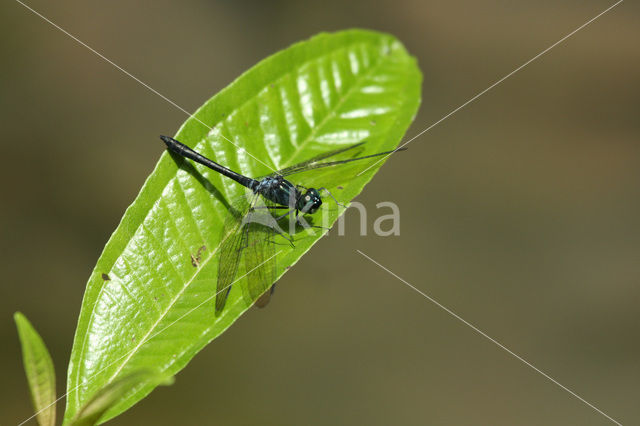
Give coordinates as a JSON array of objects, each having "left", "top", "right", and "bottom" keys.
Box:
[{"left": 297, "top": 188, "right": 322, "bottom": 214}]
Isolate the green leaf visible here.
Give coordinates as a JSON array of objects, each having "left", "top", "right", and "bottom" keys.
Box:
[
  {"left": 64, "top": 29, "right": 421, "bottom": 423},
  {"left": 14, "top": 312, "right": 57, "bottom": 426},
  {"left": 69, "top": 370, "right": 173, "bottom": 426}
]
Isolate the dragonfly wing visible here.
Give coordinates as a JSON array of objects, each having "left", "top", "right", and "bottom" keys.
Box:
[
  {"left": 240, "top": 200, "right": 281, "bottom": 306},
  {"left": 267, "top": 142, "right": 366, "bottom": 177},
  {"left": 278, "top": 146, "right": 405, "bottom": 178},
  {"left": 216, "top": 193, "right": 286, "bottom": 313},
  {"left": 254, "top": 284, "right": 275, "bottom": 308},
  {"left": 242, "top": 218, "right": 277, "bottom": 305},
  {"left": 215, "top": 195, "right": 255, "bottom": 313}
]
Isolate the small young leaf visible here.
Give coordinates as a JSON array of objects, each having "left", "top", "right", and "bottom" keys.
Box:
[
  {"left": 69, "top": 370, "right": 173, "bottom": 426},
  {"left": 64, "top": 29, "right": 421, "bottom": 423},
  {"left": 14, "top": 312, "right": 56, "bottom": 426}
]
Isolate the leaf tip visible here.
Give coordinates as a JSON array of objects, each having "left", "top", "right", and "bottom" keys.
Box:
[
  {"left": 14, "top": 311, "right": 57, "bottom": 426},
  {"left": 14, "top": 310, "right": 26, "bottom": 324}
]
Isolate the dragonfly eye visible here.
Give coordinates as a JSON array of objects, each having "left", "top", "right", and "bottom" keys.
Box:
[{"left": 299, "top": 188, "right": 322, "bottom": 214}]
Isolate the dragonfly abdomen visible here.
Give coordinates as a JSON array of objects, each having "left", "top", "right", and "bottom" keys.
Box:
[{"left": 161, "top": 135, "right": 260, "bottom": 191}]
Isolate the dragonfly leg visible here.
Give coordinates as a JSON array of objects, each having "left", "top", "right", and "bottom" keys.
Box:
[
  {"left": 267, "top": 237, "right": 295, "bottom": 248},
  {"left": 295, "top": 210, "right": 330, "bottom": 231},
  {"left": 272, "top": 230, "right": 295, "bottom": 248},
  {"left": 317, "top": 187, "right": 346, "bottom": 208},
  {"left": 276, "top": 209, "right": 295, "bottom": 220},
  {"left": 252, "top": 205, "right": 290, "bottom": 210}
]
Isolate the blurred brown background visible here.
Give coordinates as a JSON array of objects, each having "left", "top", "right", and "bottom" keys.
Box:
[{"left": 1, "top": 1, "right": 638, "bottom": 425}]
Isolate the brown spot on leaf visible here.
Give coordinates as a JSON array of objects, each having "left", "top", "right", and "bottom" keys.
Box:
[
  {"left": 191, "top": 245, "right": 207, "bottom": 267},
  {"left": 337, "top": 186, "right": 344, "bottom": 190},
  {"left": 101, "top": 273, "right": 111, "bottom": 281}
]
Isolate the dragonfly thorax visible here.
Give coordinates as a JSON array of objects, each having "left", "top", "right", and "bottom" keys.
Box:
[{"left": 255, "top": 176, "right": 321, "bottom": 214}]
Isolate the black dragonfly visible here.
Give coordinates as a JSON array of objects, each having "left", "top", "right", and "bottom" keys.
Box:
[{"left": 160, "top": 135, "right": 403, "bottom": 312}]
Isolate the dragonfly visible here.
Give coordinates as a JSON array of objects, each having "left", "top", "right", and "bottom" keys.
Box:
[{"left": 160, "top": 135, "right": 404, "bottom": 313}]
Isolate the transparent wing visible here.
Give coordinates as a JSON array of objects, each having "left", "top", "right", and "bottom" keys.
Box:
[
  {"left": 268, "top": 142, "right": 365, "bottom": 177},
  {"left": 241, "top": 214, "right": 277, "bottom": 305},
  {"left": 277, "top": 145, "right": 405, "bottom": 178},
  {"left": 215, "top": 196, "right": 253, "bottom": 314},
  {"left": 216, "top": 194, "right": 284, "bottom": 313}
]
